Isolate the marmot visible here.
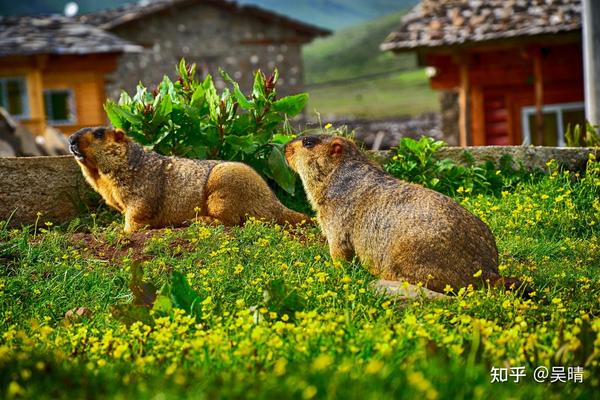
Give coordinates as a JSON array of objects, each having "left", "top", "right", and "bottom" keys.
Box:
[
  {"left": 69, "top": 127, "right": 308, "bottom": 233},
  {"left": 285, "top": 135, "right": 524, "bottom": 294}
]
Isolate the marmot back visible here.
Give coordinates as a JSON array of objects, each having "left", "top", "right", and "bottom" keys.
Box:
[
  {"left": 70, "top": 127, "right": 308, "bottom": 232},
  {"left": 285, "top": 135, "right": 524, "bottom": 294}
]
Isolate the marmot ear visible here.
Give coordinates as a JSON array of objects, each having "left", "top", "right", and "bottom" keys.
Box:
[
  {"left": 113, "top": 128, "right": 126, "bottom": 142},
  {"left": 330, "top": 138, "right": 344, "bottom": 156}
]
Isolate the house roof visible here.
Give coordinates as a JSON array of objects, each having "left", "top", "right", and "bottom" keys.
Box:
[
  {"left": 381, "top": 0, "right": 582, "bottom": 52},
  {"left": 0, "top": 15, "right": 142, "bottom": 57},
  {"left": 79, "top": 0, "right": 331, "bottom": 37}
]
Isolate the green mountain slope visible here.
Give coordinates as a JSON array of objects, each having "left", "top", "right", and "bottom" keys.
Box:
[
  {"left": 303, "top": 10, "right": 437, "bottom": 119},
  {"left": 303, "top": 10, "right": 414, "bottom": 84}
]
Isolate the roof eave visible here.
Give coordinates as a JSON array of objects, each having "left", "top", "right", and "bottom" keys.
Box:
[
  {"left": 381, "top": 29, "right": 582, "bottom": 54},
  {"left": 93, "top": 0, "right": 331, "bottom": 38}
]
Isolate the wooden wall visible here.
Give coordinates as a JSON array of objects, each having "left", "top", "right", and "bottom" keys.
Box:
[
  {"left": 0, "top": 54, "right": 118, "bottom": 135},
  {"left": 425, "top": 41, "right": 584, "bottom": 146}
]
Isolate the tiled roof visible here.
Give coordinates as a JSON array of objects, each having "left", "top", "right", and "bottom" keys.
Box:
[
  {"left": 0, "top": 15, "right": 142, "bottom": 57},
  {"left": 381, "top": 0, "right": 582, "bottom": 51},
  {"left": 79, "top": 0, "right": 331, "bottom": 37}
]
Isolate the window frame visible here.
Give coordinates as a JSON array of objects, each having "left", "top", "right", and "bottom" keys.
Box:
[
  {"left": 0, "top": 76, "right": 29, "bottom": 119},
  {"left": 521, "top": 102, "right": 585, "bottom": 147},
  {"left": 43, "top": 88, "right": 77, "bottom": 125}
]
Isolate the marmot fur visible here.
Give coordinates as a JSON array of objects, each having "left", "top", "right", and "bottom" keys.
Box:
[
  {"left": 69, "top": 127, "right": 308, "bottom": 232},
  {"left": 285, "top": 135, "right": 525, "bottom": 294}
]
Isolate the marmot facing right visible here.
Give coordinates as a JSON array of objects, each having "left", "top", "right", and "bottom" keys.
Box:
[{"left": 285, "top": 135, "right": 521, "bottom": 294}]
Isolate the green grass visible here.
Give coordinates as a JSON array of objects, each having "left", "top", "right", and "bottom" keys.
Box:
[
  {"left": 302, "top": 9, "right": 440, "bottom": 119},
  {"left": 306, "top": 69, "right": 438, "bottom": 119},
  {"left": 1, "top": 159, "right": 599, "bottom": 399},
  {"left": 303, "top": 10, "right": 415, "bottom": 85}
]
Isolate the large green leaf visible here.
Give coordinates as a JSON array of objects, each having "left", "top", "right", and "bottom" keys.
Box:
[
  {"left": 267, "top": 146, "right": 296, "bottom": 195},
  {"left": 150, "top": 94, "right": 173, "bottom": 128},
  {"left": 225, "top": 134, "right": 259, "bottom": 154},
  {"left": 272, "top": 134, "right": 295, "bottom": 145},
  {"left": 252, "top": 70, "right": 266, "bottom": 100},
  {"left": 190, "top": 85, "right": 206, "bottom": 109},
  {"left": 104, "top": 102, "right": 143, "bottom": 126},
  {"left": 170, "top": 272, "right": 203, "bottom": 318},
  {"left": 272, "top": 93, "right": 309, "bottom": 116},
  {"left": 104, "top": 101, "right": 124, "bottom": 128}
]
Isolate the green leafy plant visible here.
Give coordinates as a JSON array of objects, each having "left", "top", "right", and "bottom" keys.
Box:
[
  {"left": 565, "top": 122, "right": 600, "bottom": 147},
  {"left": 111, "top": 263, "right": 204, "bottom": 326},
  {"left": 384, "top": 136, "right": 531, "bottom": 196},
  {"left": 104, "top": 59, "right": 309, "bottom": 194}
]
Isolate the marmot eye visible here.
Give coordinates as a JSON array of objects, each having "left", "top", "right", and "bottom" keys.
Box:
[
  {"left": 301, "top": 136, "right": 319, "bottom": 149},
  {"left": 93, "top": 128, "right": 106, "bottom": 139}
]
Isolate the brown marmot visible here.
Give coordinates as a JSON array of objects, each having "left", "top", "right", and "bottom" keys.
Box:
[
  {"left": 69, "top": 126, "right": 308, "bottom": 232},
  {"left": 285, "top": 135, "right": 524, "bottom": 294}
]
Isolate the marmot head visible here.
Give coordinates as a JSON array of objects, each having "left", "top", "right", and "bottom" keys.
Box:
[
  {"left": 285, "top": 135, "right": 362, "bottom": 178},
  {"left": 69, "top": 127, "right": 129, "bottom": 171}
]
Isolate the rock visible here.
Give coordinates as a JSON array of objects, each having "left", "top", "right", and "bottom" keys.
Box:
[
  {"left": 0, "top": 155, "right": 98, "bottom": 226},
  {"left": 0, "top": 107, "right": 43, "bottom": 156},
  {"left": 371, "top": 280, "right": 446, "bottom": 299},
  {"left": 0, "top": 139, "right": 15, "bottom": 157},
  {"left": 40, "top": 126, "right": 70, "bottom": 155},
  {"left": 302, "top": 113, "right": 443, "bottom": 151},
  {"left": 368, "top": 146, "right": 598, "bottom": 172},
  {"left": 65, "top": 307, "right": 92, "bottom": 321}
]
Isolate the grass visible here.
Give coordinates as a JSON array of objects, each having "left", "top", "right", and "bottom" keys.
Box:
[
  {"left": 302, "top": 9, "right": 440, "bottom": 119},
  {"left": 306, "top": 69, "right": 439, "bottom": 119},
  {"left": 303, "top": 10, "right": 415, "bottom": 85},
  {"left": 1, "top": 158, "right": 599, "bottom": 399}
]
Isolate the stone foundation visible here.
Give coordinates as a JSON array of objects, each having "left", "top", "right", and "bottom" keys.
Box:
[
  {"left": 1, "top": 146, "right": 597, "bottom": 226},
  {"left": 0, "top": 156, "right": 96, "bottom": 226}
]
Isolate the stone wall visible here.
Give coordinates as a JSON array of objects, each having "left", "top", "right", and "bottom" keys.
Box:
[
  {"left": 106, "top": 3, "right": 308, "bottom": 100},
  {"left": 0, "top": 156, "right": 95, "bottom": 226},
  {"left": 440, "top": 91, "right": 460, "bottom": 146},
  {"left": 369, "top": 146, "right": 598, "bottom": 172},
  {"left": 1, "top": 146, "right": 597, "bottom": 226}
]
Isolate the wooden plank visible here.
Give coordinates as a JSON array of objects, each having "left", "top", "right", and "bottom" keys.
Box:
[
  {"left": 26, "top": 69, "right": 46, "bottom": 135},
  {"left": 458, "top": 61, "right": 470, "bottom": 147},
  {"left": 505, "top": 93, "right": 516, "bottom": 144},
  {"left": 470, "top": 85, "right": 485, "bottom": 145},
  {"left": 533, "top": 48, "right": 544, "bottom": 146}
]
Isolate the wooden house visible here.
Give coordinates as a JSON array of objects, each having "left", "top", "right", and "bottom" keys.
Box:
[
  {"left": 0, "top": 16, "right": 141, "bottom": 135},
  {"left": 382, "top": 0, "right": 583, "bottom": 147}
]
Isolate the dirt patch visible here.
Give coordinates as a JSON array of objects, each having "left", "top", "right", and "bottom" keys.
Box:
[{"left": 70, "top": 228, "right": 192, "bottom": 263}]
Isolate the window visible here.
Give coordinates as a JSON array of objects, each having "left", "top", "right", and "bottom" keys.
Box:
[
  {"left": 521, "top": 102, "right": 585, "bottom": 146},
  {"left": 44, "top": 89, "right": 76, "bottom": 125},
  {"left": 0, "top": 77, "right": 28, "bottom": 118}
]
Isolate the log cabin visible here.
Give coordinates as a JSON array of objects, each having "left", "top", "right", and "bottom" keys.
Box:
[
  {"left": 382, "top": 0, "right": 583, "bottom": 147},
  {"left": 0, "top": 16, "right": 141, "bottom": 135}
]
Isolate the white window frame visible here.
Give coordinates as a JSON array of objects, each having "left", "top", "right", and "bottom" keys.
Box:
[
  {"left": 521, "top": 102, "right": 585, "bottom": 147},
  {"left": 43, "top": 88, "right": 77, "bottom": 125},
  {"left": 0, "top": 77, "right": 29, "bottom": 119}
]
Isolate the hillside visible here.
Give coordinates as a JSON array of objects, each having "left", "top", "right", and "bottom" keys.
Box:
[
  {"left": 0, "top": 0, "right": 417, "bottom": 30},
  {"left": 303, "top": 10, "right": 438, "bottom": 119},
  {"left": 303, "top": 10, "right": 414, "bottom": 84}
]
